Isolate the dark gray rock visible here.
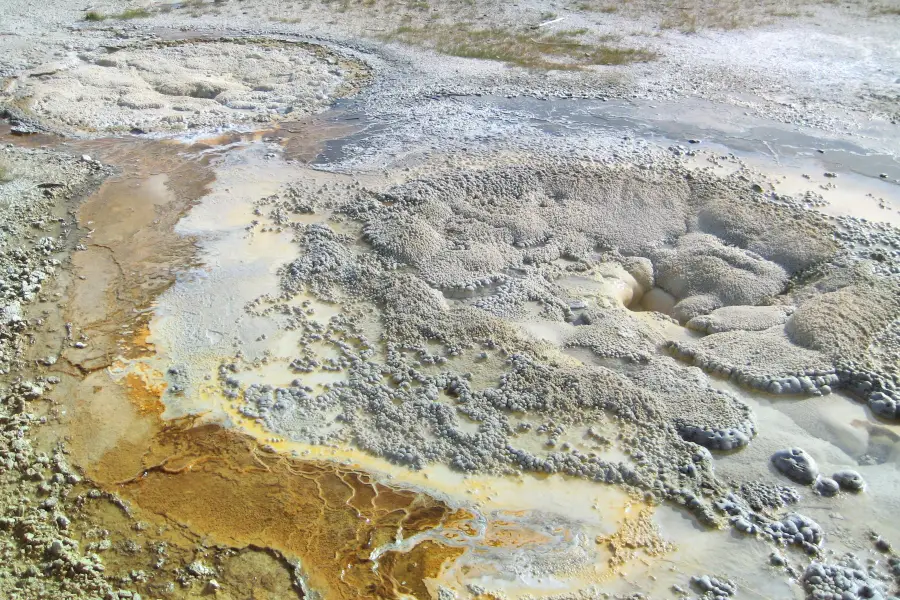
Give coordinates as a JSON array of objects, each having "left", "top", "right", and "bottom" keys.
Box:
[
  {"left": 814, "top": 476, "right": 840, "bottom": 497},
  {"left": 833, "top": 470, "right": 866, "bottom": 492},
  {"left": 772, "top": 447, "right": 818, "bottom": 484}
]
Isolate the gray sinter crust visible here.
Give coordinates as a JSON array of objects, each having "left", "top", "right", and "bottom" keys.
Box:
[{"left": 230, "top": 158, "right": 900, "bottom": 549}]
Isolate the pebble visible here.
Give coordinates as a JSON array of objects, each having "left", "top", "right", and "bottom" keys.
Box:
[
  {"left": 814, "top": 476, "right": 840, "bottom": 497},
  {"left": 771, "top": 447, "right": 819, "bottom": 484},
  {"left": 833, "top": 470, "right": 866, "bottom": 492}
]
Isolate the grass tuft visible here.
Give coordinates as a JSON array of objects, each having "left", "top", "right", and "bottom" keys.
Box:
[
  {"left": 112, "top": 7, "right": 153, "bottom": 19},
  {"left": 84, "top": 10, "right": 107, "bottom": 21},
  {"left": 381, "top": 24, "right": 656, "bottom": 70}
]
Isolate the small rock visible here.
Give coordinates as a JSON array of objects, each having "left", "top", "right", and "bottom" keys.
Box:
[
  {"left": 814, "top": 476, "right": 839, "bottom": 497},
  {"left": 833, "top": 470, "right": 865, "bottom": 492},
  {"left": 772, "top": 447, "right": 819, "bottom": 484}
]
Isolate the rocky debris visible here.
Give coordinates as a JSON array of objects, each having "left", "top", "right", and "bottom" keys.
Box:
[
  {"left": 0, "top": 395, "right": 117, "bottom": 598},
  {"left": 690, "top": 574, "right": 736, "bottom": 599},
  {"left": 185, "top": 560, "right": 216, "bottom": 579},
  {"left": 0, "top": 147, "right": 108, "bottom": 379},
  {"left": 0, "top": 146, "right": 159, "bottom": 599},
  {"left": 716, "top": 491, "right": 823, "bottom": 554},
  {"left": 772, "top": 448, "right": 819, "bottom": 485},
  {"left": 802, "top": 556, "right": 889, "bottom": 600}
]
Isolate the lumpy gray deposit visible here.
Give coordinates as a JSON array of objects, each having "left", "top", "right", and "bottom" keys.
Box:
[
  {"left": 772, "top": 447, "right": 819, "bottom": 485},
  {"left": 226, "top": 158, "right": 900, "bottom": 557},
  {"left": 1, "top": 40, "right": 369, "bottom": 135},
  {"left": 803, "top": 556, "right": 891, "bottom": 600}
]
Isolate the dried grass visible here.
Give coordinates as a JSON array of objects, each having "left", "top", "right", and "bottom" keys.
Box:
[{"left": 381, "top": 24, "right": 656, "bottom": 69}]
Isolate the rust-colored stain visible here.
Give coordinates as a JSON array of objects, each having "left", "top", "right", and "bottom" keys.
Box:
[
  {"left": 457, "top": 520, "right": 479, "bottom": 537},
  {"left": 595, "top": 503, "right": 672, "bottom": 570},
  {"left": 122, "top": 371, "right": 166, "bottom": 416},
  {"left": 482, "top": 520, "right": 553, "bottom": 549},
  {"left": 121, "top": 322, "right": 157, "bottom": 360},
  {"left": 377, "top": 540, "right": 466, "bottom": 599},
  {"left": 101, "top": 421, "right": 468, "bottom": 599}
]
